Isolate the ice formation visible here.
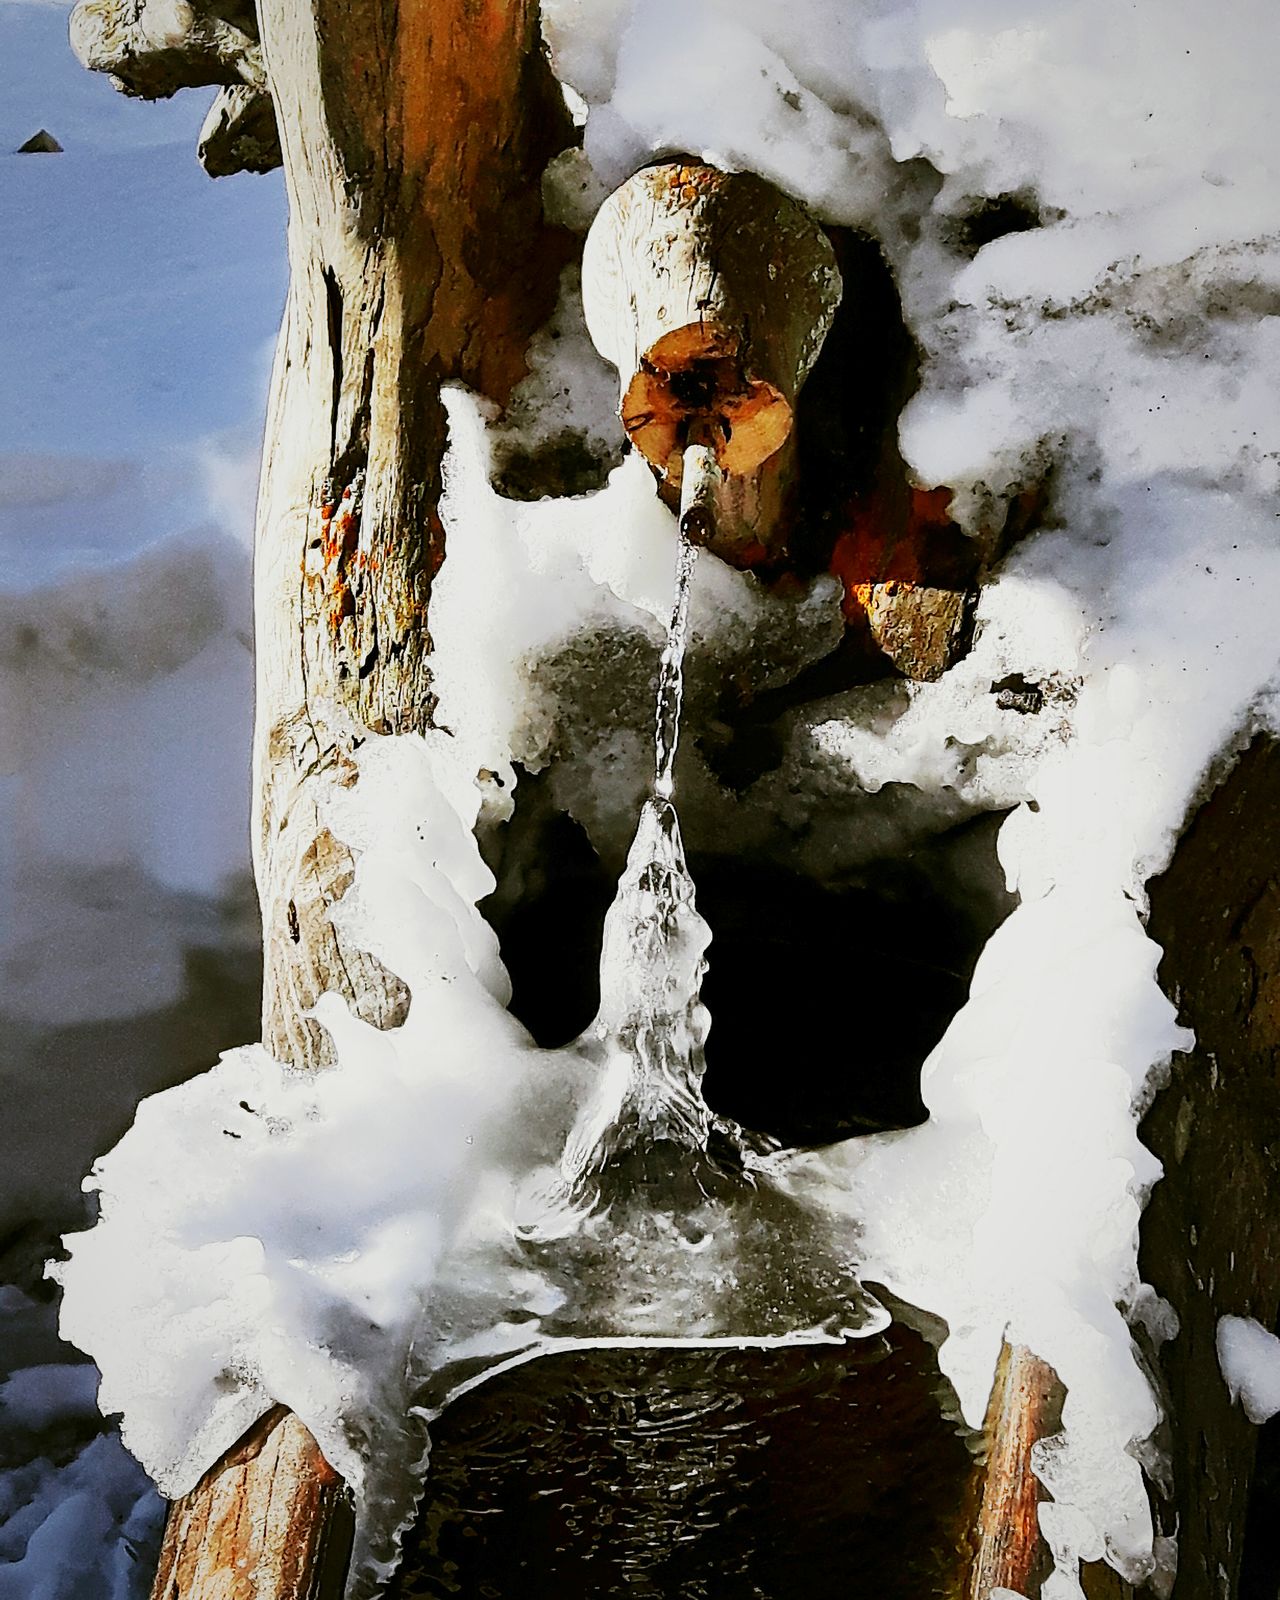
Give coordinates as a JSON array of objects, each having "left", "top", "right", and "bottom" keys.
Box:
[
  {"left": 45, "top": 0, "right": 1280, "bottom": 1597},
  {"left": 58, "top": 520, "right": 881, "bottom": 1595},
  {"left": 1217, "top": 1316, "right": 1280, "bottom": 1427}
]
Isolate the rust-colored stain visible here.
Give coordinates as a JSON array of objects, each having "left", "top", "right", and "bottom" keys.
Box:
[
  {"left": 313, "top": 481, "right": 381, "bottom": 638},
  {"left": 829, "top": 483, "right": 961, "bottom": 623}
]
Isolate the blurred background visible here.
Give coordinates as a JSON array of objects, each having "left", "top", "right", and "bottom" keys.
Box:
[{"left": 1, "top": 7, "right": 283, "bottom": 1588}]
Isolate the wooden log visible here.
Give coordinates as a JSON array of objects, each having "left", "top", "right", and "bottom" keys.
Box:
[
  {"left": 51, "top": 0, "right": 575, "bottom": 1592},
  {"left": 967, "top": 1341, "right": 1061, "bottom": 1599},
  {"left": 69, "top": 0, "right": 266, "bottom": 100},
  {"left": 830, "top": 482, "right": 983, "bottom": 683},
  {"left": 150, "top": 1409, "right": 353, "bottom": 1600},
  {"left": 582, "top": 162, "right": 841, "bottom": 564}
]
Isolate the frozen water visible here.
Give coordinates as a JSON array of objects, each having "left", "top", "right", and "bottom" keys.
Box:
[
  {"left": 514, "top": 496, "right": 882, "bottom": 1353},
  {"left": 555, "top": 471, "right": 708, "bottom": 1190},
  {"left": 1217, "top": 1315, "right": 1280, "bottom": 1426},
  {"left": 58, "top": 571, "right": 884, "bottom": 1594}
]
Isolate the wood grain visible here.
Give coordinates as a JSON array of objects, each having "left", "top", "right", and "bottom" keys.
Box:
[{"left": 967, "top": 1341, "right": 1060, "bottom": 1600}]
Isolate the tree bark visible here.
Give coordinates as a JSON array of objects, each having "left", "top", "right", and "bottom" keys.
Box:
[
  {"left": 967, "top": 1342, "right": 1061, "bottom": 1600},
  {"left": 150, "top": 1409, "right": 354, "bottom": 1600},
  {"left": 124, "top": 1, "right": 574, "bottom": 1592},
  {"left": 252, "top": 0, "right": 571, "bottom": 1070}
]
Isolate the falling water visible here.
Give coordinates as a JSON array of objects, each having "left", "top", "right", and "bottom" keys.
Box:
[
  {"left": 556, "top": 444, "right": 723, "bottom": 1188},
  {"left": 398, "top": 452, "right": 965, "bottom": 1597},
  {"left": 654, "top": 526, "right": 698, "bottom": 803},
  {"left": 506, "top": 446, "right": 882, "bottom": 1346}
]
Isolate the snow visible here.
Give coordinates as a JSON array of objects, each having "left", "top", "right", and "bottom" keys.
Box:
[
  {"left": 0, "top": 1289, "right": 163, "bottom": 1600},
  {"left": 2, "top": 2, "right": 286, "bottom": 1593},
  {"left": 1, "top": 0, "right": 285, "bottom": 1187},
  {"left": 1217, "top": 1315, "right": 1280, "bottom": 1426},
  {"left": 20, "top": 0, "right": 1280, "bottom": 1597}
]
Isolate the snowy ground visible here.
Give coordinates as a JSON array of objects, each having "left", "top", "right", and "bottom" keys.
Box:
[{"left": 1, "top": 2, "right": 285, "bottom": 1591}]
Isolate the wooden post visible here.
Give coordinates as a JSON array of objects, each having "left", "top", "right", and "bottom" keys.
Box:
[
  {"left": 582, "top": 162, "right": 841, "bottom": 564},
  {"left": 69, "top": 0, "right": 573, "bottom": 1592},
  {"left": 967, "top": 1342, "right": 1061, "bottom": 1599},
  {"left": 149, "top": 1410, "right": 354, "bottom": 1600}
]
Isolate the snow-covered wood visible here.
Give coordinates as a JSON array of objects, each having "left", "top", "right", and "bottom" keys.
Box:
[
  {"left": 250, "top": 0, "right": 571, "bottom": 1070},
  {"left": 102, "top": 0, "right": 574, "bottom": 1592},
  {"left": 70, "top": 0, "right": 280, "bottom": 174},
  {"left": 149, "top": 1409, "right": 352, "bottom": 1600},
  {"left": 583, "top": 162, "right": 840, "bottom": 562}
]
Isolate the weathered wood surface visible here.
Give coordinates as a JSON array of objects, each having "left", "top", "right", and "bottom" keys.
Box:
[
  {"left": 582, "top": 162, "right": 841, "bottom": 563},
  {"left": 70, "top": 0, "right": 266, "bottom": 100},
  {"left": 70, "top": 0, "right": 281, "bottom": 175},
  {"left": 251, "top": 0, "right": 571, "bottom": 1069},
  {"left": 70, "top": 0, "right": 573, "bottom": 1591},
  {"left": 967, "top": 1341, "right": 1061, "bottom": 1600},
  {"left": 830, "top": 481, "right": 983, "bottom": 684},
  {"left": 166, "top": 0, "right": 571, "bottom": 1580},
  {"left": 151, "top": 1409, "right": 353, "bottom": 1600}
]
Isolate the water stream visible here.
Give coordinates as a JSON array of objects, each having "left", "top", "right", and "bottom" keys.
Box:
[
  {"left": 558, "top": 501, "right": 713, "bottom": 1189},
  {"left": 388, "top": 452, "right": 974, "bottom": 1598},
  {"left": 512, "top": 447, "right": 884, "bottom": 1344}
]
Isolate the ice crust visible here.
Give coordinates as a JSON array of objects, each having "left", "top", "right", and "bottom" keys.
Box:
[
  {"left": 58, "top": 726, "right": 882, "bottom": 1595},
  {"left": 51, "top": 1, "right": 1280, "bottom": 1597},
  {"left": 1218, "top": 1315, "right": 1280, "bottom": 1426}
]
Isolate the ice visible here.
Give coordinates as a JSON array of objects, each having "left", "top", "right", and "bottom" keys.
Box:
[
  {"left": 58, "top": 537, "right": 882, "bottom": 1596},
  {"left": 1217, "top": 1315, "right": 1280, "bottom": 1425},
  {"left": 553, "top": 515, "right": 712, "bottom": 1183}
]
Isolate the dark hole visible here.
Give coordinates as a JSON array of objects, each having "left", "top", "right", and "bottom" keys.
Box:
[
  {"left": 693, "top": 850, "right": 964, "bottom": 1145},
  {"left": 491, "top": 431, "right": 616, "bottom": 501},
  {"left": 1239, "top": 1402, "right": 1280, "bottom": 1598},
  {"left": 787, "top": 227, "right": 922, "bottom": 578},
  {"left": 991, "top": 673, "right": 1045, "bottom": 715},
  {"left": 483, "top": 773, "right": 1012, "bottom": 1147},
  {"left": 700, "top": 635, "right": 905, "bottom": 793},
  {"left": 389, "top": 1327, "right": 978, "bottom": 1600},
  {"left": 480, "top": 789, "right": 615, "bottom": 1051},
  {"left": 946, "top": 191, "right": 1045, "bottom": 259},
  {"left": 666, "top": 361, "right": 724, "bottom": 413}
]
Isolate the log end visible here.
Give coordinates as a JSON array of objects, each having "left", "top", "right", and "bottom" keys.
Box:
[{"left": 622, "top": 336, "right": 793, "bottom": 485}]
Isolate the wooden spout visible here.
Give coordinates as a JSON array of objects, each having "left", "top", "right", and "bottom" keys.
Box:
[{"left": 582, "top": 162, "right": 841, "bottom": 564}]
